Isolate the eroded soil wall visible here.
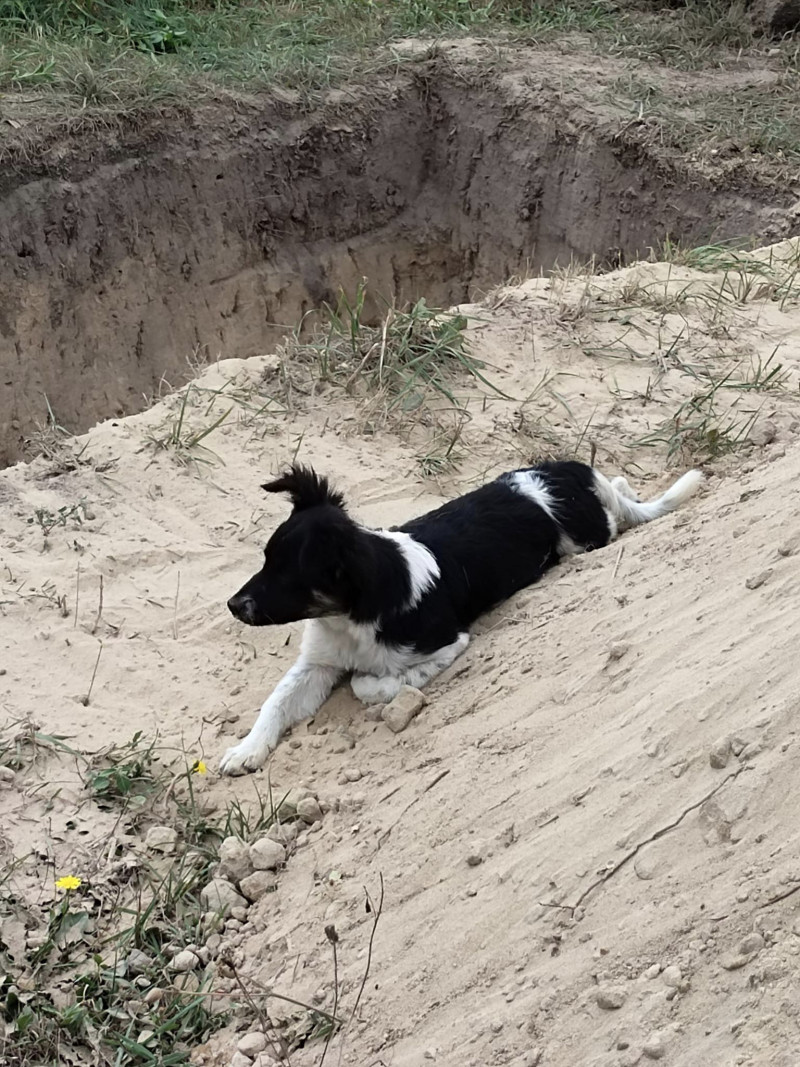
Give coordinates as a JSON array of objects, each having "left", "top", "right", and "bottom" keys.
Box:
[{"left": 0, "top": 61, "right": 792, "bottom": 464}]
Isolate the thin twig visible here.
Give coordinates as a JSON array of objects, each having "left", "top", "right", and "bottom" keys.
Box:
[
  {"left": 91, "top": 574, "right": 104, "bottom": 635},
  {"left": 73, "top": 562, "right": 80, "bottom": 628},
  {"left": 335, "top": 874, "right": 385, "bottom": 1067},
  {"left": 611, "top": 544, "right": 625, "bottom": 582},
  {"left": 172, "top": 570, "right": 181, "bottom": 640},
  {"left": 228, "top": 963, "right": 289, "bottom": 1065},
  {"left": 377, "top": 769, "right": 450, "bottom": 848},
  {"left": 81, "top": 643, "right": 103, "bottom": 707},
  {"left": 760, "top": 883, "right": 800, "bottom": 909},
  {"left": 547, "top": 765, "right": 748, "bottom": 915},
  {"left": 319, "top": 925, "right": 340, "bottom": 1067}
]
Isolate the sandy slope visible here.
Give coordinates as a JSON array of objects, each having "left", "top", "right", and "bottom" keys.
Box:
[{"left": 2, "top": 243, "right": 800, "bottom": 1066}]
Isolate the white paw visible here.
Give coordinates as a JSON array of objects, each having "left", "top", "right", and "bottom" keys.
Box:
[
  {"left": 219, "top": 735, "right": 273, "bottom": 776},
  {"left": 351, "top": 673, "right": 403, "bottom": 705}
]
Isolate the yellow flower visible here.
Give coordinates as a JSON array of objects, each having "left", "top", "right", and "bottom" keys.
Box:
[
  {"left": 192, "top": 759, "right": 207, "bottom": 775},
  {"left": 55, "top": 875, "right": 82, "bottom": 891}
]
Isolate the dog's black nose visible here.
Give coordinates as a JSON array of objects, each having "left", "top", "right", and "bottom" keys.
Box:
[{"left": 228, "top": 594, "right": 255, "bottom": 622}]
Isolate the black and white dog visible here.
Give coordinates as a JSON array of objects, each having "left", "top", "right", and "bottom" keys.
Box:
[{"left": 220, "top": 461, "right": 702, "bottom": 774}]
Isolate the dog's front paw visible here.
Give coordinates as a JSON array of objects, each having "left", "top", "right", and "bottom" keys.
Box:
[
  {"left": 351, "top": 673, "right": 403, "bottom": 705},
  {"left": 219, "top": 736, "right": 273, "bottom": 776}
]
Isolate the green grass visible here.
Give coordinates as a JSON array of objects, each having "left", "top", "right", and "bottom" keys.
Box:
[
  {"left": 0, "top": 0, "right": 793, "bottom": 108},
  {"left": 0, "top": 722, "right": 326, "bottom": 1066}
]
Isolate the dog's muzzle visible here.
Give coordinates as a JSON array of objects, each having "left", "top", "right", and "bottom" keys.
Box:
[{"left": 227, "top": 594, "right": 257, "bottom": 624}]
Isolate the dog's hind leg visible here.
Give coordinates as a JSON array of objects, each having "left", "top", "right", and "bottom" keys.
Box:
[
  {"left": 594, "top": 469, "right": 702, "bottom": 533},
  {"left": 351, "top": 632, "right": 470, "bottom": 705},
  {"left": 220, "top": 660, "right": 343, "bottom": 775},
  {"left": 609, "top": 476, "right": 639, "bottom": 502}
]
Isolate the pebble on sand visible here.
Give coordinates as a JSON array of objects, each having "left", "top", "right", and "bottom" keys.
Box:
[
  {"left": 200, "top": 878, "right": 248, "bottom": 915},
  {"left": 643, "top": 1033, "right": 666, "bottom": 1060},
  {"left": 237, "top": 1032, "right": 268, "bottom": 1057},
  {"left": 239, "top": 870, "right": 278, "bottom": 902},
  {"left": 381, "top": 686, "right": 428, "bottom": 733},
  {"left": 595, "top": 986, "right": 627, "bottom": 1010},
  {"left": 249, "top": 838, "right": 286, "bottom": 871}
]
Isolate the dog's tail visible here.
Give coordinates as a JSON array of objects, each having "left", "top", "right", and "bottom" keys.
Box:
[{"left": 595, "top": 469, "right": 703, "bottom": 531}]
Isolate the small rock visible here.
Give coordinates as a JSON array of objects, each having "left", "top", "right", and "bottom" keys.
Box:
[
  {"left": 144, "top": 987, "right": 165, "bottom": 1005},
  {"left": 643, "top": 963, "right": 661, "bottom": 980},
  {"left": 720, "top": 953, "right": 749, "bottom": 971},
  {"left": 237, "top": 1032, "right": 268, "bottom": 1057},
  {"left": 382, "top": 686, "right": 427, "bottom": 733},
  {"left": 466, "top": 853, "right": 483, "bottom": 867},
  {"left": 239, "top": 870, "right": 278, "bottom": 902},
  {"left": 329, "top": 733, "right": 355, "bottom": 753},
  {"left": 218, "top": 837, "right": 254, "bottom": 884},
  {"left": 275, "top": 787, "right": 314, "bottom": 819},
  {"left": 230, "top": 906, "right": 249, "bottom": 922},
  {"left": 737, "top": 932, "right": 765, "bottom": 956},
  {"left": 200, "top": 878, "right": 248, "bottom": 915},
  {"left": 230, "top": 1053, "right": 253, "bottom": 1067},
  {"left": 745, "top": 570, "right": 772, "bottom": 590},
  {"left": 661, "top": 965, "right": 682, "bottom": 988},
  {"left": 778, "top": 533, "right": 800, "bottom": 557},
  {"left": 126, "top": 949, "right": 153, "bottom": 975},
  {"left": 364, "top": 704, "right": 385, "bottom": 722},
  {"left": 249, "top": 837, "right": 286, "bottom": 871},
  {"left": 751, "top": 421, "right": 777, "bottom": 447},
  {"left": 342, "top": 767, "right": 363, "bottom": 782},
  {"left": 709, "top": 737, "right": 731, "bottom": 769},
  {"left": 169, "top": 949, "right": 199, "bottom": 973},
  {"left": 253, "top": 1055, "right": 278, "bottom": 1067},
  {"left": 296, "top": 797, "right": 323, "bottom": 824},
  {"left": 267, "top": 821, "right": 298, "bottom": 846},
  {"left": 596, "top": 986, "right": 627, "bottom": 1010},
  {"left": 0, "top": 765, "right": 15, "bottom": 783},
  {"left": 643, "top": 1033, "right": 666, "bottom": 1060},
  {"left": 144, "top": 825, "right": 178, "bottom": 853}
]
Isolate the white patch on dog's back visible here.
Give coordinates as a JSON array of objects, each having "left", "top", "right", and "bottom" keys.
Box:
[
  {"left": 374, "top": 530, "right": 440, "bottom": 607},
  {"left": 507, "top": 471, "right": 558, "bottom": 521}
]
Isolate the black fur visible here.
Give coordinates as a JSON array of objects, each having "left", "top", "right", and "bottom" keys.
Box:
[{"left": 228, "top": 460, "right": 611, "bottom": 642}]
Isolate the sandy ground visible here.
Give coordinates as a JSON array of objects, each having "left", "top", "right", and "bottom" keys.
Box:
[{"left": 3, "top": 242, "right": 800, "bottom": 1066}]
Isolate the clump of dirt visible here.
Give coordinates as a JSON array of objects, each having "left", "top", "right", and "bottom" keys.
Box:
[
  {"left": 1, "top": 43, "right": 797, "bottom": 465},
  {"left": 2, "top": 233, "right": 800, "bottom": 1066}
]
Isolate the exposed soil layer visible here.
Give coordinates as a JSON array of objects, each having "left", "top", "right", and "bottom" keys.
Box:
[{"left": 0, "top": 47, "right": 797, "bottom": 464}]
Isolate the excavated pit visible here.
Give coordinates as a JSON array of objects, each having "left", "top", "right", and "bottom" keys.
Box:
[{"left": 0, "top": 60, "right": 793, "bottom": 465}]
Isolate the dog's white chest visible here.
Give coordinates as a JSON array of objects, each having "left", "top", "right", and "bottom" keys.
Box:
[{"left": 302, "top": 617, "right": 414, "bottom": 675}]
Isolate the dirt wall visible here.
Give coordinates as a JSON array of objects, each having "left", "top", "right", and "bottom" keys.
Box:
[{"left": 0, "top": 58, "right": 794, "bottom": 464}]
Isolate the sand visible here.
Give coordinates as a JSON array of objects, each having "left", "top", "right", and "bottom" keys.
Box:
[{"left": 2, "top": 241, "right": 800, "bottom": 1066}]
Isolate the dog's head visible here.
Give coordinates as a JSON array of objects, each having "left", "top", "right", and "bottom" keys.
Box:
[{"left": 227, "top": 465, "right": 360, "bottom": 626}]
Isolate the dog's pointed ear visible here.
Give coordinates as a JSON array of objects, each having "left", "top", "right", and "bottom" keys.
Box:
[{"left": 261, "top": 464, "right": 346, "bottom": 511}]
